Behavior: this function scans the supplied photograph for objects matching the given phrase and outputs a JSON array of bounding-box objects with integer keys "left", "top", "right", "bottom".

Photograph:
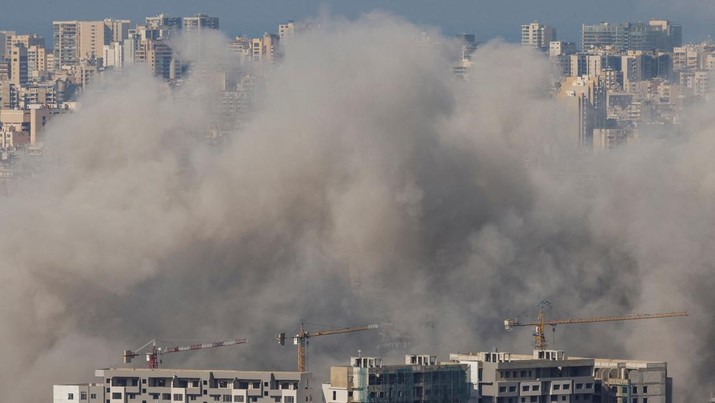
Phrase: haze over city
[{"left": 0, "top": 1, "right": 714, "bottom": 403}]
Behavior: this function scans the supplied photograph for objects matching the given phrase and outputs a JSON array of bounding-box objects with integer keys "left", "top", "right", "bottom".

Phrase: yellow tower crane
[
  {"left": 277, "top": 322, "right": 379, "bottom": 372},
  {"left": 504, "top": 301, "right": 688, "bottom": 350}
]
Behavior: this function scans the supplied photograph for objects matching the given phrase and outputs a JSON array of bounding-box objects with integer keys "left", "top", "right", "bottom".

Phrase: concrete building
[
  {"left": 27, "top": 44, "right": 48, "bottom": 79},
  {"left": 594, "top": 358, "right": 672, "bottom": 403},
  {"left": 9, "top": 43, "right": 28, "bottom": 87},
  {"left": 53, "top": 21, "right": 80, "bottom": 70},
  {"left": 521, "top": 22, "right": 556, "bottom": 51},
  {"left": 278, "top": 21, "right": 296, "bottom": 41},
  {"left": 0, "top": 107, "right": 50, "bottom": 147},
  {"left": 103, "top": 41, "right": 124, "bottom": 69},
  {"left": 53, "top": 384, "right": 104, "bottom": 403},
  {"left": 582, "top": 20, "right": 682, "bottom": 53},
  {"left": 452, "top": 350, "right": 596, "bottom": 403},
  {"left": 450, "top": 350, "right": 672, "bottom": 403},
  {"left": 54, "top": 368, "right": 314, "bottom": 403},
  {"left": 559, "top": 75, "right": 607, "bottom": 147},
  {"left": 146, "top": 14, "right": 182, "bottom": 30},
  {"left": 0, "top": 30, "right": 16, "bottom": 60},
  {"left": 183, "top": 14, "right": 219, "bottom": 35},
  {"left": 322, "top": 354, "right": 471, "bottom": 403}
]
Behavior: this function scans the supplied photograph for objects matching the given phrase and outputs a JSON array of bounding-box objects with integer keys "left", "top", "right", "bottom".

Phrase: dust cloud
[{"left": 1, "top": 12, "right": 711, "bottom": 401}]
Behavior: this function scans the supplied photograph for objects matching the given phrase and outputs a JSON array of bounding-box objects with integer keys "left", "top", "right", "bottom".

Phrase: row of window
[
  {"left": 108, "top": 378, "right": 297, "bottom": 390},
  {"left": 66, "top": 392, "right": 97, "bottom": 400},
  {"left": 104, "top": 394, "right": 297, "bottom": 403}
]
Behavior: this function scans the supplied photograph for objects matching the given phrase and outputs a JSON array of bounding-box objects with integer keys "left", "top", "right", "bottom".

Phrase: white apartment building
[{"left": 54, "top": 368, "right": 314, "bottom": 403}]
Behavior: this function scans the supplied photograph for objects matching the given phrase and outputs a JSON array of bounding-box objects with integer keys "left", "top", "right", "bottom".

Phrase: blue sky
[{"left": 0, "top": 0, "right": 713, "bottom": 45}]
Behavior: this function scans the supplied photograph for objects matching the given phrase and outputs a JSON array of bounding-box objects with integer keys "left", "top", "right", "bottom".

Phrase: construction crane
[
  {"left": 504, "top": 301, "right": 688, "bottom": 350},
  {"left": 277, "top": 322, "right": 379, "bottom": 372},
  {"left": 123, "top": 337, "right": 248, "bottom": 369}
]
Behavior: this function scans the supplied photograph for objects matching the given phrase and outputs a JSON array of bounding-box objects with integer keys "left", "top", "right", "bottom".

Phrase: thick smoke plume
[{"left": 1, "top": 13, "right": 712, "bottom": 401}]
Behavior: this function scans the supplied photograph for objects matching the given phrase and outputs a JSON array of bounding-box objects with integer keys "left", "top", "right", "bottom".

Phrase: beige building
[
  {"left": 558, "top": 75, "right": 607, "bottom": 147},
  {"left": 9, "top": 43, "right": 28, "bottom": 87},
  {"left": 521, "top": 21, "right": 556, "bottom": 51},
  {"left": 54, "top": 367, "right": 314, "bottom": 403},
  {"left": 0, "top": 107, "right": 50, "bottom": 147}
]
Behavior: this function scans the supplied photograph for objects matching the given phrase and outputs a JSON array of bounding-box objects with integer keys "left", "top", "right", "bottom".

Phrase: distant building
[
  {"left": 53, "top": 21, "right": 79, "bottom": 70},
  {"left": 146, "top": 14, "right": 182, "bottom": 31},
  {"left": 322, "top": 354, "right": 471, "bottom": 403},
  {"left": 53, "top": 384, "right": 104, "bottom": 403},
  {"left": 183, "top": 14, "right": 219, "bottom": 35},
  {"left": 582, "top": 20, "right": 682, "bottom": 53},
  {"left": 54, "top": 368, "right": 314, "bottom": 403},
  {"left": 278, "top": 21, "right": 296, "bottom": 41},
  {"left": 558, "top": 75, "right": 607, "bottom": 147},
  {"left": 450, "top": 350, "right": 672, "bottom": 403},
  {"left": 521, "top": 21, "right": 556, "bottom": 51},
  {"left": 9, "top": 44, "right": 28, "bottom": 87},
  {"left": 452, "top": 350, "right": 596, "bottom": 403}
]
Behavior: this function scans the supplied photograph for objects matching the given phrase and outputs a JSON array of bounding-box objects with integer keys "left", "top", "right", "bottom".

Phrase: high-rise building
[
  {"left": 78, "top": 20, "right": 109, "bottom": 61},
  {"left": 53, "top": 21, "right": 79, "bottom": 70},
  {"left": 279, "top": 21, "right": 296, "bottom": 41},
  {"left": 558, "top": 75, "right": 607, "bottom": 147},
  {"left": 146, "top": 13, "right": 182, "bottom": 30},
  {"left": 9, "top": 44, "right": 28, "bottom": 87},
  {"left": 322, "top": 355, "right": 471, "bottom": 403},
  {"left": 0, "top": 31, "right": 16, "bottom": 60},
  {"left": 183, "top": 14, "right": 219, "bottom": 35},
  {"left": 521, "top": 21, "right": 556, "bottom": 51},
  {"left": 582, "top": 20, "right": 682, "bottom": 53},
  {"left": 8, "top": 34, "right": 44, "bottom": 53},
  {"left": 27, "top": 45, "right": 48, "bottom": 78}
]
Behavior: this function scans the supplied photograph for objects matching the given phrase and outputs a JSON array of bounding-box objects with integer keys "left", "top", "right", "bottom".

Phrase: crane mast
[
  {"left": 123, "top": 337, "right": 248, "bottom": 369},
  {"left": 278, "top": 322, "right": 379, "bottom": 372},
  {"left": 504, "top": 302, "right": 688, "bottom": 350}
]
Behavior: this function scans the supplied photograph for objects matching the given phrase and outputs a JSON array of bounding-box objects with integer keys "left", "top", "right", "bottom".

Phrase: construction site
[{"left": 52, "top": 305, "right": 688, "bottom": 403}]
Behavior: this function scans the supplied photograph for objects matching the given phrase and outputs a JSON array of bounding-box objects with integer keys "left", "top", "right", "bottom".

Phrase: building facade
[
  {"left": 322, "top": 354, "right": 471, "bottom": 403},
  {"left": 54, "top": 368, "right": 314, "bottom": 403}
]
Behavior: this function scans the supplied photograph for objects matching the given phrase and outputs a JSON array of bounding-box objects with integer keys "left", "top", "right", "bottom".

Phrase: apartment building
[
  {"left": 322, "top": 354, "right": 471, "bottom": 403},
  {"left": 54, "top": 368, "right": 314, "bottom": 403}
]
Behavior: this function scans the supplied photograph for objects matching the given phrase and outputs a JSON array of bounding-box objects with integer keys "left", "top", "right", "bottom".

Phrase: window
[
  {"left": 234, "top": 397, "right": 244, "bottom": 402},
  {"left": 643, "top": 386, "right": 648, "bottom": 393},
  {"left": 113, "top": 393, "right": 123, "bottom": 400},
  {"left": 80, "top": 392, "right": 87, "bottom": 400},
  {"left": 551, "top": 396, "right": 558, "bottom": 402},
  {"left": 586, "top": 383, "right": 593, "bottom": 389},
  {"left": 163, "top": 394, "right": 171, "bottom": 400},
  {"left": 522, "top": 386, "right": 529, "bottom": 392},
  {"left": 223, "top": 396, "right": 232, "bottom": 402},
  {"left": 174, "top": 394, "right": 183, "bottom": 401},
  {"left": 509, "top": 386, "right": 517, "bottom": 392},
  {"left": 91, "top": 395, "right": 97, "bottom": 400},
  {"left": 332, "top": 391, "right": 337, "bottom": 400},
  {"left": 633, "top": 387, "right": 638, "bottom": 394},
  {"left": 530, "top": 397, "right": 537, "bottom": 402},
  {"left": 576, "top": 384, "right": 583, "bottom": 389},
  {"left": 554, "top": 384, "right": 561, "bottom": 390},
  {"left": 643, "top": 399, "right": 648, "bottom": 403},
  {"left": 563, "top": 384, "right": 570, "bottom": 390},
  {"left": 533, "top": 386, "right": 540, "bottom": 391},
  {"left": 499, "top": 386, "right": 506, "bottom": 393},
  {"left": 68, "top": 394, "right": 74, "bottom": 400}
]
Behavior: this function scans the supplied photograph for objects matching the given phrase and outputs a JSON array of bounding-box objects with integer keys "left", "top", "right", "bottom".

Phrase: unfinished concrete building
[
  {"left": 322, "top": 354, "right": 471, "bottom": 403},
  {"left": 53, "top": 368, "right": 314, "bottom": 403}
]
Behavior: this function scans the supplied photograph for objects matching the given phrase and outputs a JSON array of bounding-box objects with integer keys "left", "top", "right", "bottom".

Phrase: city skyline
[
  {"left": 1, "top": 4, "right": 715, "bottom": 403},
  {"left": 3, "top": 0, "right": 715, "bottom": 46}
]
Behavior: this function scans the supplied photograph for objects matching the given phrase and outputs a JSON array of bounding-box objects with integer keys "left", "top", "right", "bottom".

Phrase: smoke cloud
[{"left": 1, "top": 12, "right": 711, "bottom": 401}]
